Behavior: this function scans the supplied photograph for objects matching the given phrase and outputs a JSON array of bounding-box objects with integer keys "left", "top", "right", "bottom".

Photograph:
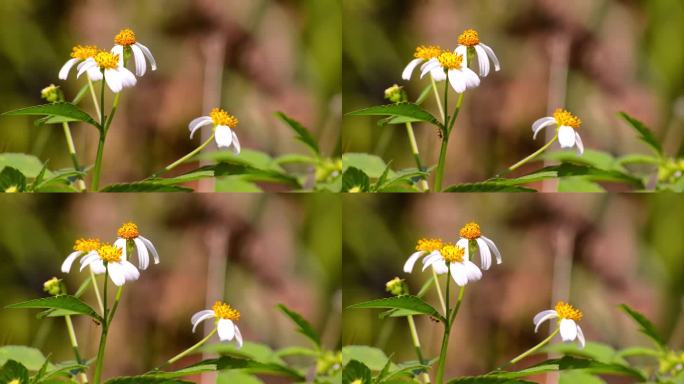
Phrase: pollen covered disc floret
[
  {"left": 555, "top": 301, "right": 583, "bottom": 321},
  {"left": 404, "top": 238, "right": 444, "bottom": 273},
  {"left": 421, "top": 241, "right": 482, "bottom": 286},
  {"left": 420, "top": 50, "right": 480, "bottom": 94},
  {"left": 402, "top": 44, "right": 446, "bottom": 81},
  {"left": 59, "top": 45, "right": 103, "bottom": 81},
  {"left": 212, "top": 301, "right": 241, "bottom": 321},
  {"left": 414, "top": 45, "right": 442, "bottom": 60},
  {"left": 77, "top": 49, "right": 137, "bottom": 93},
  {"left": 459, "top": 222, "right": 481, "bottom": 240},
  {"left": 97, "top": 243, "right": 123, "bottom": 263},
  {"left": 553, "top": 109, "right": 582, "bottom": 130},
  {"left": 458, "top": 29, "right": 481, "bottom": 47},
  {"left": 437, "top": 51, "right": 464, "bottom": 71},
  {"left": 117, "top": 222, "right": 139, "bottom": 240},
  {"left": 94, "top": 51, "right": 120, "bottom": 70},
  {"left": 78, "top": 242, "right": 140, "bottom": 286},
  {"left": 114, "top": 28, "right": 137, "bottom": 46},
  {"left": 440, "top": 244, "right": 465, "bottom": 263},
  {"left": 71, "top": 45, "right": 98, "bottom": 60},
  {"left": 74, "top": 238, "right": 101, "bottom": 253},
  {"left": 210, "top": 108, "right": 239, "bottom": 128}
]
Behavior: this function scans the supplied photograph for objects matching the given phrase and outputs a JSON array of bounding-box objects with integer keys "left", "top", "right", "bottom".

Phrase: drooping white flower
[
  {"left": 79, "top": 243, "right": 140, "bottom": 287},
  {"left": 402, "top": 45, "right": 446, "bottom": 82},
  {"left": 58, "top": 45, "right": 103, "bottom": 81},
  {"left": 77, "top": 51, "right": 137, "bottom": 93},
  {"left": 404, "top": 238, "right": 448, "bottom": 274},
  {"left": 421, "top": 243, "right": 482, "bottom": 286},
  {"left": 111, "top": 28, "right": 157, "bottom": 77},
  {"left": 420, "top": 51, "right": 480, "bottom": 94},
  {"left": 188, "top": 108, "right": 242, "bottom": 154},
  {"left": 61, "top": 238, "right": 105, "bottom": 274},
  {"left": 533, "top": 301, "right": 586, "bottom": 348},
  {"left": 456, "top": 222, "right": 502, "bottom": 270},
  {"left": 454, "top": 29, "right": 501, "bottom": 77},
  {"left": 532, "top": 109, "right": 584, "bottom": 155},
  {"left": 191, "top": 301, "right": 243, "bottom": 347},
  {"left": 113, "top": 222, "right": 160, "bottom": 271}
]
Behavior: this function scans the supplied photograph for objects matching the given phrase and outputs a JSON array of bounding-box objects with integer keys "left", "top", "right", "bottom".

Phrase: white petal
[
  {"left": 130, "top": 44, "right": 147, "bottom": 76},
  {"left": 230, "top": 131, "right": 241, "bottom": 155},
  {"left": 104, "top": 69, "right": 123, "bottom": 93},
  {"left": 560, "top": 319, "right": 578, "bottom": 341},
  {"left": 117, "top": 67, "right": 137, "bottom": 88},
  {"left": 533, "top": 310, "right": 558, "bottom": 331},
  {"left": 192, "top": 312, "right": 216, "bottom": 333},
  {"left": 87, "top": 68, "right": 103, "bottom": 81},
  {"left": 448, "top": 70, "right": 466, "bottom": 93},
  {"left": 133, "top": 237, "right": 150, "bottom": 270},
  {"left": 475, "top": 238, "right": 492, "bottom": 270},
  {"left": 474, "top": 45, "right": 490, "bottom": 77},
  {"left": 90, "top": 260, "right": 106, "bottom": 274},
  {"left": 136, "top": 43, "right": 157, "bottom": 71},
  {"left": 430, "top": 68, "right": 447, "bottom": 82},
  {"left": 119, "top": 260, "right": 140, "bottom": 281},
  {"left": 61, "top": 251, "right": 82, "bottom": 273},
  {"left": 576, "top": 325, "right": 586, "bottom": 348},
  {"left": 215, "top": 125, "right": 233, "bottom": 148},
  {"left": 217, "top": 319, "right": 235, "bottom": 341},
  {"left": 403, "top": 251, "right": 424, "bottom": 273},
  {"left": 59, "top": 58, "right": 80, "bottom": 80},
  {"left": 462, "top": 260, "right": 482, "bottom": 282},
  {"left": 402, "top": 58, "right": 424, "bottom": 81},
  {"left": 77, "top": 59, "right": 98, "bottom": 78},
  {"left": 233, "top": 325, "right": 243, "bottom": 347},
  {"left": 479, "top": 43, "right": 501, "bottom": 72},
  {"left": 449, "top": 263, "right": 469, "bottom": 286},
  {"left": 139, "top": 236, "right": 160, "bottom": 264},
  {"left": 455, "top": 45, "right": 468, "bottom": 67},
  {"left": 532, "top": 117, "right": 556, "bottom": 139},
  {"left": 111, "top": 45, "right": 125, "bottom": 67},
  {"left": 79, "top": 253, "right": 100, "bottom": 271},
  {"left": 107, "top": 263, "right": 126, "bottom": 286},
  {"left": 432, "top": 260, "right": 449, "bottom": 275},
  {"left": 558, "top": 126, "right": 577, "bottom": 148},
  {"left": 420, "top": 59, "right": 442, "bottom": 79},
  {"left": 480, "top": 236, "right": 502, "bottom": 265},
  {"left": 114, "top": 238, "right": 128, "bottom": 261},
  {"left": 461, "top": 67, "right": 481, "bottom": 89},
  {"left": 456, "top": 238, "right": 470, "bottom": 261},
  {"left": 421, "top": 252, "right": 444, "bottom": 272},
  {"left": 575, "top": 132, "right": 584, "bottom": 155}
]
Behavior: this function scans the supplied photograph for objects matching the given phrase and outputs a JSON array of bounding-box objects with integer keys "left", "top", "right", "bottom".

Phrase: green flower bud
[
  {"left": 384, "top": 84, "right": 408, "bottom": 104},
  {"left": 43, "top": 277, "right": 64, "bottom": 296},
  {"left": 385, "top": 277, "right": 409, "bottom": 296},
  {"left": 316, "top": 350, "right": 342, "bottom": 376},
  {"left": 40, "top": 84, "right": 64, "bottom": 103}
]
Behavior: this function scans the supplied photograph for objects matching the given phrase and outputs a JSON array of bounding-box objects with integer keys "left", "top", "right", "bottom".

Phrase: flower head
[
  {"left": 117, "top": 222, "right": 139, "bottom": 240},
  {"left": 420, "top": 50, "right": 480, "bottom": 94},
  {"left": 384, "top": 84, "right": 407, "bottom": 103},
  {"left": 97, "top": 244, "right": 122, "bottom": 263},
  {"left": 112, "top": 28, "right": 157, "bottom": 77},
  {"left": 93, "top": 51, "right": 120, "bottom": 70},
  {"left": 210, "top": 108, "right": 239, "bottom": 128},
  {"left": 41, "top": 84, "right": 64, "bottom": 103},
  {"left": 77, "top": 50, "right": 137, "bottom": 93},
  {"left": 404, "top": 238, "right": 444, "bottom": 273},
  {"left": 402, "top": 45, "right": 446, "bottom": 81},
  {"left": 188, "top": 108, "right": 242, "bottom": 154},
  {"left": 440, "top": 244, "right": 465, "bottom": 263},
  {"left": 385, "top": 277, "right": 408, "bottom": 296},
  {"left": 113, "top": 222, "right": 160, "bottom": 270},
  {"left": 533, "top": 301, "right": 586, "bottom": 348},
  {"left": 458, "top": 29, "right": 481, "bottom": 47},
  {"left": 212, "top": 301, "right": 241, "bottom": 321},
  {"left": 71, "top": 45, "right": 98, "bottom": 60},
  {"left": 191, "top": 301, "right": 244, "bottom": 347},
  {"left": 531, "top": 108, "right": 585, "bottom": 155},
  {"left": 79, "top": 243, "right": 140, "bottom": 286},
  {"left": 414, "top": 45, "right": 442, "bottom": 60},
  {"left": 422, "top": 242, "right": 481, "bottom": 286},
  {"left": 459, "top": 222, "right": 481, "bottom": 240},
  {"left": 455, "top": 28, "right": 501, "bottom": 77},
  {"left": 62, "top": 238, "right": 102, "bottom": 273},
  {"left": 114, "top": 28, "right": 137, "bottom": 46},
  {"left": 59, "top": 44, "right": 103, "bottom": 81},
  {"left": 456, "top": 222, "right": 502, "bottom": 270},
  {"left": 43, "top": 277, "right": 64, "bottom": 296}
]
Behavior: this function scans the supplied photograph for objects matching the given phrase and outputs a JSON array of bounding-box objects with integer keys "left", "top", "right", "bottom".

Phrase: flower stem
[
  {"left": 431, "top": 269, "right": 446, "bottom": 314},
  {"left": 89, "top": 269, "right": 104, "bottom": 314},
  {"left": 92, "top": 267, "right": 109, "bottom": 384},
  {"left": 508, "top": 135, "right": 558, "bottom": 172},
  {"left": 61, "top": 121, "right": 86, "bottom": 191},
  {"left": 147, "top": 133, "right": 216, "bottom": 179},
  {"left": 407, "top": 315, "right": 431, "bottom": 383},
  {"left": 404, "top": 122, "right": 429, "bottom": 191},
  {"left": 107, "top": 286, "right": 124, "bottom": 324},
  {"left": 64, "top": 315, "right": 89, "bottom": 383},
  {"left": 165, "top": 328, "right": 218, "bottom": 366},
  {"left": 449, "top": 287, "right": 466, "bottom": 325},
  {"left": 430, "top": 77, "right": 445, "bottom": 122},
  {"left": 87, "top": 78, "right": 102, "bottom": 123},
  {"left": 508, "top": 328, "right": 560, "bottom": 365},
  {"left": 434, "top": 138, "right": 449, "bottom": 192},
  {"left": 434, "top": 91, "right": 465, "bottom": 192},
  {"left": 435, "top": 270, "right": 451, "bottom": 384},
  {"left": 91, "top": 78, "right": 107, "bottom": 191}
]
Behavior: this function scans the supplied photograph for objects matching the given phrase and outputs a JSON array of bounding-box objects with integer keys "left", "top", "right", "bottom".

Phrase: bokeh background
[
  {"left": 343, "top": 194, "right": 684, "bottom": 381},
  {"left": 0, "top": 0, "right": 341, "bottom": 188},
  {"left": 343, "top": 0, "right": 684, "bottom": 187},
  {"left": 0, "top": 193, "right": 341, "bottom": 382}
]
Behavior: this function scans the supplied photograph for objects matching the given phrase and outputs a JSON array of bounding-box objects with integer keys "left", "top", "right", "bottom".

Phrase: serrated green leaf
[
  {"left": 507, "top": 163, "right": 644, "bottom": 189},
  {"left": 216, "top": 371, "right": 263, "bottom": 384},
  {"left": 487, "top": 356, "right": 645, "bottom": 380},
  {"left": 276, "top": 304, "right": 321, "bottom": 348},
  {"left": 5, "top": 296, "right": 102, "bottom": 323},
  {"left": 444, "top": 182, "right": 536, "bottom": 192},
  {"left": 214, "top": 356, "right": 304, "bottom": 380},
  {"left": 275, "top": 112, "right": 320, "bottom": 155},
  {"left": 347, "top": 103, "right": 439, "bottom": 126},
  {"left": 347, "top": 296, "right": 443, "bottom": 322},
  {"left": 105, "top": 377, "right": 193, "bottom": 384},
  {"left": 2, "top": 103, "right": 98, "bottom": 128},
  {"left": 557, "top": 177, "right": 605, "bottom": 192},
  {"left": 342, "top": 153, "right": 394, "bottom": 179},
  {"left": 100, "top": 183, "right": 193, "bottom": 192},
  {"left": 447, "top": 377, "right": 535, "bottom": 384},
  {"left": 215, "top": 176, "right": 262, "bottom": 192},
  {"left": 343, "top": 360, "right": 371, "bottom": 384},
  {"left": 619, "top": 304, "right": 666, "bottom": 347},
  {"left": 619, "top": 112, "right": 663, "bottom": 155}
]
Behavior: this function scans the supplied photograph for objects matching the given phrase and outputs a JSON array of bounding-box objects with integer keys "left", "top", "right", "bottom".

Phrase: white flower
[
  {"left": 111, "top": 28, "right": 157, "bottom": 77},
  {"left": 420, "top": 51, "right": 480, "bottom": 94},
  {"left": 78, "top": 51, "right": 137, "bottom": 93},
  {"left": 456, "top": 222, "right": 502, "bottom": 270},
  {"left": 421, "top": 243, "right": 482, "bottom": 286},
  {"left": 112, "top": 222, "right": 160, "bottom": 270},
  {"left": 188, "top": 108, "right": 242, "bottom": 154},
  {"left": 454, "top": 29, "right": 501, "bottom": 77},
  {"left": 532, "top": 108, "right": 584, "bottom": 155},
  {"left": 79, "top": 243, "right": 140, "bottom": 287},
  {"left": 58, "top": 45, "right": 103, "bottom": 81},
  {"left": 191, "top": 301, "right": 243, "bottom": 347},
  {"left": 402, "top": 45, "right": 446, "bottom": 82},
  {"left": 61, "top": 238, "right": 105, "bottom": 274},
  {"left": 533, "top": 301, "right": 586, "bottom": 348},
  {"left": 404, "top": 238, "right": 448, "bottom": 274}
]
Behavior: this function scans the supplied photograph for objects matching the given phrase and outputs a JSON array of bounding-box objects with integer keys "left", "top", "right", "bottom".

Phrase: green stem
[
  {"left": 64, "top": 315, "right": 88, "bottom": 383},
  {"left": 89, "top": 269, "right": 104, "bottom": 314},
  {"left": 87, "top": 78, "right": 102, "bottom": 123},
  {"left": 61, "top": 122, "right": 86, "bottom": 191},
  {"left": 91, "top": 78, "right": 106, "bottom": 191},
  {"left": 449, "top": 287, "right": 466, "bottom": 325},
  {"left": 107, "top": 286, "right": 124, "bottom": 325},
  {"left": 435, "top": 266, "right": 451, "bottom": 384},
  {"left": 434, "top": 138, "right": 449, "bottom": 192},
  {"left": 165, "top": 328, "right": 218, "bottom": 366},
  {"left": 431, "top": 269, "right": 446, "bottom": 315},
  {"left": 147, "top": 133, "right": 216, "bottom": 179},
  {"left": 508, "top": 135, "right": 558, "bottom": 172},
  {"left": 407, "top": 315, "right": 431, "bottom": 384},
  {"left": 434, "top": 89, "right": 465, "bottom": 192},
  {"left": 508, "top": 328, "right": 560, "bottom": 365},
  {"left": 93, "top": 267, "right": 109, "bottom": 384},
  {"left": 405, "top": 122, "right": 429, "bottom": 191},
  {"left": 430, "top": 77, "right": 445, "bottom": 122}
]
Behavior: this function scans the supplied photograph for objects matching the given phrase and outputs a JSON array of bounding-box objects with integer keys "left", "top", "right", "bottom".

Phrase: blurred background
[
  {"left": 0, "top": 0, "right": 341, "bottom": 188},
  {"left": 343, "top": 194, "right": 684, "bottom": 381},
  {"left": 343, "top": 0, "right": 684, "bottom": 187},
  {"left": 0, "top": 193, "right": 341, "bottom": 382}
]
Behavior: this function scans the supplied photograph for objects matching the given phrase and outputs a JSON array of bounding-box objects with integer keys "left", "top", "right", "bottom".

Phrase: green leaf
[
  {"left": 507, "top": 163, "right": 644, "bottom": 189},
  {"left": 0, "top": 360, "right": 28, "bottom": 384},
  {"left": 0, "top": 167, "right": 27, "bottom": 192},
  {"left": 5, "top": 296, "right": 103, "bottom": 323},
  {"left": 2, "top": 103, "right": 98, "bottom": 128},
  {"left": 347, "top": 103, "right": 439, "bottom": 126},
  {"left": 215, "top": 176, "right": 262, "bottom": 192},
  {"left": 276, "top": 304, "right": 321, "bottom": 348},
  {"left": 617, "top": 154, "right": 660, "bottom": 166},
  {"left": 619, "top": 304, "right": 666, "bottom": 347},
  {"left": 0, "top": 347, "right": 53, "bottom": 372},
  {"left": 105, "top": 377, "right": 192, "bottom": 384},
  {"left": 342, "top": 346, "right": 395, "bottom": 371},
  {"left": 557, "top": 177, "right": 605, "bottom": 192},
  {"left": 214, "top": 356, "right": 304, "bottom": 380},
  {"left": 0, "top": 153, "right": 54, "bottom": 179},
  {"left": 275, "top": 112, "right": 320, "bottom": 155},
  {"left": 213, "top": 163, "right": 300, "bottom": 187},
  {"left": 619, "top": 112, "right": 663, "bottom": 155},
  {"left": 342, "top": 153, "right": 394, "bottom": 179},
  {"left": 342, "top": 360, "right": 371, "bottom": 384},
  {"left": 342, "top": 167, "right": 370, "bottom": 192},
  {"left": 202, "top": 341, "right": 286, "bottom": 365},
  {"left": 447, "top": 378, "right": 535, "bottom": 384},
  {"left": 346, "top": 296, "right": 444, "bottom": 322},
  {"left": 487, "top": 356, "right": 645, "bottom": 380},
  {"left": 100, "top": 183, "right": 193, "bottom": 192},
  {"left": 559, "top": 371, "right": 606, "bottom": 384},
  {"left": 216, "top": 371, "right": 263, "bottom": 384},
  {"left": 274, "top": 346, "right": 318, "bottom": 358},
  {"left": 444, "top": 182, "right": 536, "bottom": 192}
]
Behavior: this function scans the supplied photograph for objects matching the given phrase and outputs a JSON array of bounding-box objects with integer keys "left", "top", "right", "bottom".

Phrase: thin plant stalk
[
  {"left": 61, "top": 121, "right": 86, "bottom": 191},
  {"left": 164, "top": 328, "right": 218, "bottom": 366},
  {"left": 87, "top": 78, "right": 102, "bottom": 123},
  {"left": 404, "top": 122, "right": 429, "bottom": 191},
  {"left": 91, "top": 77, "right": 107, "bottom": 191},
  {"left": 430, "top": 77, "right": 445, "bottom": 122},
  {"left": 508, "top": 328, "right": 560, "bottom": 365},
  {"left": 431, "top": 269, "right": 446, "bottom": 314},
  {"left": 147, "top": 133, "right": 216, "bottom": 179},
  {"left": 407, "top": 315, "right": 431, "bottom": 383},
  {"left": 92, "top": 267, "right": 109, "bottom": 384},
  {"left": 508, "top": 134, "right": 559, "bottom": 172},
  {"left": 435, "top": 267, "right": 451, "bottom": 384},
  {"left": 64, "top": 315, "right": 88, "bottom": 383},
  {"left": 434, "top": 89, "right": 465, "bottom": 192},
  {"left": 89, "top": 269, "right": 104, "bottom": 314}
]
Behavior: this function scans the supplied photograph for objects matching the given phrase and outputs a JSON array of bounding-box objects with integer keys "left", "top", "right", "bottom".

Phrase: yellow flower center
[
  {"left": 437, "top": 51, "right": 464, "bottom": 70},
  {"left": 117, "top": 222, "right": 139, "bottom": 240},
  {"left": 416, "top": 238, "right": 444, "bottom": 252},
  {"left": 71, "top": 45, "right": 98, "bottom": 60},
  {"left": 94, "top": 51, "right": 120, "bottom": 70},
  {"left": 209, "top": 108, "right": 239, "bottom": 127},
  {"left": 351, "top": 380, "right": 363, "bottom": 384},
  {"left": 440, "top": 243, "right": 465, "bottom": 263},
  {"left": 459, "top": 222, "right": 481, "bottom": 240},
  {"left": 9, "top": 379, "right": 20, "bottom": 384},
  {"left": 414, "top": 45, "right": 442, "bottom": 60},
  {"left": 458, "top": 29, "right": 481, "bottom": 47},
  {"left": 212, "top": 301, "right": 240, "bottom": 321},
  {"left": 98, "top": 244, "right": 122, "bottom": 263},
  {"left": 555, "top": 301, "right": 583, "bottom": 321},
  {"left": 4, "top": 186, "right": 18, "bottom": 193},
  {"left": 114, "top": 28, "right": 137, "bottom": 46},
  {"left": 553, "top": 108, "right": 582, "bottom": 129},
  {"left": 73, "top": 238, "right": 101, "bottom": 253}
]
